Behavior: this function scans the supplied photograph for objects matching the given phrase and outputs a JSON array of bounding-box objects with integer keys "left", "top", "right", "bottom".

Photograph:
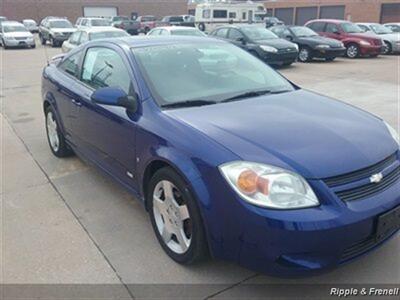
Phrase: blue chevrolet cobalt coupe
[{"left": 42, "top": 36, "right": 400, "bottom": 277}]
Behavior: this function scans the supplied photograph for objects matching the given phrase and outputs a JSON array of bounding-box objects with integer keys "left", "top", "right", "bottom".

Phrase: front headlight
[
  {"left": 384, "top": 121, "right": 399, "bottom": 145},
  {"left": 293, "top": 43, "right": 299, "bottom": 51},
  {"left": 4, "top": 36, "right": 14, "bottom": 40},
  {"left": 219, "top": 161, "right": 320, "bottom": 209},
  {"left": 316, "top": 44, "right": 330, "bottom": 49},
  {"left": 359, "top": 40, "right": 371, "bottom": 46},
  {"left": 339, "top": 42, "right": 345, "bottom": 47},
  {"left": 260, "top": 45, "right": 278, "bottom": 53}
]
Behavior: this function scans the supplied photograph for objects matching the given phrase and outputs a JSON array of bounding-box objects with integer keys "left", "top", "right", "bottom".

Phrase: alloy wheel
[
  {"left": 347, "top": 45, "right": 358, "bottom": 58},
  {"left": 382, "top": 42, "right": 391, "bottom": 55},
  {"left": 152, "top": 180, "right": 192, "bottom": 254},
  {"left": 46, "top": 111, "right": 60, "bottom": 152},
  {"left": 298, "top": 48, "right": 309, "bottom": 62}
]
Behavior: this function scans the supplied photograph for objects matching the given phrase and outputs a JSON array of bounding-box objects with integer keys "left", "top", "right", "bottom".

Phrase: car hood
[
  {"left": 256, "top": 38, "right": 297, "bottom": 49},
  {"left": 51, "top": 28, "right": 76, "bottom": 34},
  {"left": 298, "top": 35, "right": 343, "bottom": 47},
  {"left": 378, "top": 32, "right": 400, "bottom": 41},
  {"left": 4, "top": 31, "right": 33, "bottom": 38},
  {"left": 165, "top": 90, "right": 398, "bottom": 179}
]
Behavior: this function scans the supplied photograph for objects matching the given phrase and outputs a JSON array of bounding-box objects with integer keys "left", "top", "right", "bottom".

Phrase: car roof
[
  {"left": 79, "top": 26, "right": 125, "bottom": 33},
  {"left": 100, "top": 36, "right": 225, "bottom": 48},
  {"left": 1, "top": 21, "right": 23, "bottom": 26},
  {"left": 82, "top": 17, "right": 108, "bottom": 20}
]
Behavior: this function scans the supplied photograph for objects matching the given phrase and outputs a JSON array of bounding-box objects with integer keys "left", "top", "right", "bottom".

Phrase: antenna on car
[{"left": 34, "top": 0, "right": 50, "bottom": 65}]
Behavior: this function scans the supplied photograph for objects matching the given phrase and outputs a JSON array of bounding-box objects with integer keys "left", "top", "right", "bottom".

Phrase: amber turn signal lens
[{"left": 237, "top": 170, "right": 258, "bottom": 194}]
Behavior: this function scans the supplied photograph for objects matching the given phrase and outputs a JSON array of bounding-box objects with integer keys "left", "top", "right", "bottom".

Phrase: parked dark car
[
  {"left": 161, "top": 15, "right": 195, "bottom": 27},
  {"left": 270, "top": 25, "right": 346, "bottom": 62},
  {"left": 305, "top": 19, "right": 383, "bottom": 58},
  {"left": 210, "top": 25, "right": 298, "bottom": 66},
  {"left": 42, "top": 36, "right": 400, "bottom": 277},
  {"left": 39, "top": 17, "right": 76, "bottom": 47},
  {"left": 111, "top": 16, "right": 140, "bottom": 35},
  {"left": 265, "top": 16, "right": 283, "bottom": 28}
]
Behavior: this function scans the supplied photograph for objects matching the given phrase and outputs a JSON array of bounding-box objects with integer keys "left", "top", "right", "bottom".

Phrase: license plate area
[{"left": 376, "top": 205, "right": 400, "bottom": 242}]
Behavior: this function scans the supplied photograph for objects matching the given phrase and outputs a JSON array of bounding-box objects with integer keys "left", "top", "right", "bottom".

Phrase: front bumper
[
  {"left": 198, "top": 163, "right": 400, "bottom": 277},
  {"left": 3, "top": 38, "right": 35, "bottom": 47},
  {"left": 359, "top": 44, "right": 382, "bottom": 56},
  {"left": 312, "top": 47, "right": 346, "bottom": 58},
  {"left": 390, "top": 41, "right": 400, "bottom": 53},
  {"left": 53, "top": 35, "right": 70, "bottom": 42},
  {"left": 262, "top": 51, "right": 298, "bottom": 65}
]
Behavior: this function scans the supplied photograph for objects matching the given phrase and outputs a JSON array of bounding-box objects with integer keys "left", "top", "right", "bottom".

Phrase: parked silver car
[
  {"left": 61, "top": 26, "right": 128, "bottom": 53},
  {"left": 75, "top": 17, "right": 111, "bottom": 29},
  {"left": 147, "top": 26, "right": 206, "bottom": 37},
  {"left": 357, "top": 22, "right": 400, "bottom": 54},
  {"left": 0, "top": 21, "right": 35, "bottom": 49},
  {"left": 23, "top": 19, "right": 39, "bottom": 33},
  {"left": 384, "top": 23, "right": 400, "bottom": 33}
]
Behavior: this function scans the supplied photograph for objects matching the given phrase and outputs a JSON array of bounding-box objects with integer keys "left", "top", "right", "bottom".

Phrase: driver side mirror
[
  {"left": 286, "top": 35, "right": 293, "bottom": 41},
  {"left": 236, "top": 37, "right": 246, "bottom": 44},
  {"left": 91, "top": 87, "right": 138, "bottom": 112}
]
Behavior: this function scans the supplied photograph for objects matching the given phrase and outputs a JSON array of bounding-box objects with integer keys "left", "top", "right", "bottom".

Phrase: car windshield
[
  {"left": 91, "top": 19, "right": 111, "bottom": 26},
  {"left": 291, "top": 26, "right": 317, "bottom": 37},
  {"left": 132, "top": 43, "right": 294, "bottom": 106},
  {"left": 24, "top": 20, "right": 36, "bottom": 25},
  {"left": 90, "top": 30, "right": 128, "bottom": 40},
  {"left": 341, "top": 22, "right": 363, "bottom": 33},
  {"left": 241, "top": 27, "right": 278, "bottom": 40},
  {"left": 3, "top": 25, "right": 29, "bottom": 33},
  {"left": 171, "top": 29, "right": 205, "bottom": 37},
  {"left": 49, "top": 20, "right": 73, "bottom": 28},
  {"left": 370, "top": 24, "right": 392, "bottom": 34}
]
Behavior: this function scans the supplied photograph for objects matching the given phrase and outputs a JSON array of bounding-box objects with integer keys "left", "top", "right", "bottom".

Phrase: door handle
[{"left": 71, "top": 99, "right": 82, "bottom": 107}]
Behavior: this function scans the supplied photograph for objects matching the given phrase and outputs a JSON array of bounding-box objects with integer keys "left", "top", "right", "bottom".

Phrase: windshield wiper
[
  {"left": 220, "top": 89, "right": 289, "bottom": 103},
  {"left": 161, "top": 99, "right": 217, "bottom": 109}
]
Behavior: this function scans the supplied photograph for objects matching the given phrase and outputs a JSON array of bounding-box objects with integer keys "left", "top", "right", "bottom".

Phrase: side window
[
  {"left": 81, "top": 19, "right": 88, "bottom": 26},
  {"left": 79, "top": 32, "right": 88, "bottom": 44},
  {"left": 69, "top": 32, "right": 81, "bottom": 45},
  {"left": 309, "top": 22, "right": 325, "bottom": 32},
  {"left": 215, "top": 28, "right": 228, "bottom": 38},
  {"left": 326, "top": 23, "right": 339, "bottom": 33},
  {"left": 58, "top": 52, "right": 82, "bottom": 78},
  {"left": 228, "top": 12, "right": 236, "bottom": 19},
  {"left": 357, "top": 24, "right": 369, "bottom": 32},
  {"left": 228, "top": 29, "right": 244, "bottom": 40},
  {"left": 149, "top": 29, "right": 160, "bottom": 35},
  {"left": 81, "top": 47, "right": 133, "bottom": 95},
  {"left": 202, "top": 9, "right": 210, "bottom": 19},
  {"left": 159, "top": 29, "right": 169, "bottom": 35}
]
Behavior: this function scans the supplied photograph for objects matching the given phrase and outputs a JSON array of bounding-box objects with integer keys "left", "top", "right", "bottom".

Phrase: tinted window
[
  {"left": 59, "top": 52, "right": 81, "bottom": 78},
  {"left": 81, "top": 47, "right": 132, "bottom": 94},
  {"left": 213, "top": 10, "right": 227, "bottom": 19},
  {"left": 326, "top": 23, "right": 339, "bottom": 33},
  {"left": 228, "top": 29, "right": 245, "bottom": 40},
  {"left": 308, "top": 21, "right": 325, "bottom": 32}
]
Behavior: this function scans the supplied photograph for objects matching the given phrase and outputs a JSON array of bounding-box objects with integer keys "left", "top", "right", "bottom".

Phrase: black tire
[
  {"left": 31, "top": 43, "right": 36, "bottom": 49},
  {"left": 45, "top": 105, "right": 73, "bottom": 158},
  {"left": 345, "top": 43, "right": 359, "bottom": 58},
  {"left": 40, "top": 34, "right": 46, "bottom": 45},
  {"left": 298, "top": 46, "right": 311, "bottom": 62},
  {"left": 383, "top": 41, "right": 392, "bottom": 55},
  {"left": 325, "top": 57, "right": 335, "bottom": 62},
  {"left": 50, "top": 36, "right": 58, "bottom": 47},
  {"left": 198, "top": 23, "right": 205, "bottom": 32},
  {"left": 147, "top": 167, "right": 208, "bottom": 264}
]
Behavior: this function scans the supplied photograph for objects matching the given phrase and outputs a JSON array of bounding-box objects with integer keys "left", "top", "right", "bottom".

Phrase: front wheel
[
  {"left": 325, "top": 57, "right": 335, "bottom": 62},
  {"left": 45, "top": 106, "right": 73, "bottom": 157},
  {"left": 346, "top": 43, "right": 359, "bottom": 58},
  {"left": 148, "top": 167, "right": 208, "bottom": 264},
  {"left": 382, "top": 41, "right": 392, "bottom": 55},
  {"left": 198, "top": 23, "right": 205, "bottom": 32},
  {"left": 298, "top": 47, "right": 311, "bottom": 62}
]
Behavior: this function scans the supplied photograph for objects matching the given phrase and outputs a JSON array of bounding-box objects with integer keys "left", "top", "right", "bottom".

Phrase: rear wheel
[
  {"left": 45, "top": 106, "right": 73, "bottom": 157},
  {"left": 298, "top": 47, "right": 311, "bottom": 62},
  {"left": 346, "top": 43, "right": 359, "bottom": 58},
  {"left": 148, "top": 167, "right": 208, "bottom": 264}
]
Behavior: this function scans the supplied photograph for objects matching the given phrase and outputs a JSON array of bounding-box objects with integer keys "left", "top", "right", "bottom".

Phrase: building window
[{"left": 229, "top": 12, "right": 236, "bottom": 19}]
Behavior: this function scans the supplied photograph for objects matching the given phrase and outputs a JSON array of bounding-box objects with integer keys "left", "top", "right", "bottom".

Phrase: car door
[
  {"left": 52, "top": 51, "right": 83, "bottom": 143},
  {"left": 227, "top": 28, "right": 247, "bottom": 49},
  {"left": 72, "top": 45, "right": 138, "bottom": 186}
]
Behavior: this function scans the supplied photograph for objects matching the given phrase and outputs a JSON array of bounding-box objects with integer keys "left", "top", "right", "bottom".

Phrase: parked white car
[
  {"left": 357, "top": 22, "right": 400, "bottom": 54},
  {"left": 0, "top": 21, "right": 35, "bottom": 49},
  {"left": 23, "top": 19, "right": 39, "bottom": 33},
  {"left": 384, "top": 23, "right": 400, "bottom": 33},
  {"left": 62, "top": 26, "right": 128, "bottom": 53},
  {"left": 147, "top": 26, "right": 206, "bottom": 37},
  {"left": 75, "top": 17, "right": 111, "bottom": 29}
]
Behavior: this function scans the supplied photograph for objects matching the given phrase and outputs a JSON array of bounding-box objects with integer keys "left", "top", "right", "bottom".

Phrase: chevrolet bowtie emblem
[{"left": 370, "top": 173, "right": 383, "bottom": 184}]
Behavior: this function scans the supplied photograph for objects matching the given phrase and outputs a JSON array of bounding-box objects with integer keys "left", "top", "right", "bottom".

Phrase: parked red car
[
  {"left": 305, "top": 19, "right": 383, "bottom": 58},
  {"left": 136, "top": 15, "right": 157, "bottom": 34}
]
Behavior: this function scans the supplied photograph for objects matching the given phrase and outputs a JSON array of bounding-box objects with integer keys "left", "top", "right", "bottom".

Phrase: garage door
[
  {"left": 319, "top": 5, "right": 345, "bottom": 20},
  {"left": 295, "top": 6, "right": 318, "bottom": 25},
  {"left": 275, "top": 8, "right": 294, "bottom": 25},
  {"left": 381, "top": 3, "right": 400, "bottom": 23},
  {"left": 83, "top": 6, "right": 118, "bottom": 17}
]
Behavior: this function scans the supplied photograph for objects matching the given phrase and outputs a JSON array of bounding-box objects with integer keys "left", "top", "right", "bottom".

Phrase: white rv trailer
[{"left": 194, "top": 1, "right": 267, "bottom": 32}]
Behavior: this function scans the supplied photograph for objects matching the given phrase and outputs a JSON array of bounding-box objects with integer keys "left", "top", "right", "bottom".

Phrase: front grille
[
  {"left": 323, "top": 153, "right": 397, "bottom": 187},
  {"left": 278, "top": 48, "right": 297, "bottom": 53},
  {"left": 336, "top": 166, "right": 400, "bottom": 202},
  {"left": 340, "top": 236, "right": 376, "bottom": 262},
  {"left": 15, "top": 37, "right": 27, "bottom": 41}
]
